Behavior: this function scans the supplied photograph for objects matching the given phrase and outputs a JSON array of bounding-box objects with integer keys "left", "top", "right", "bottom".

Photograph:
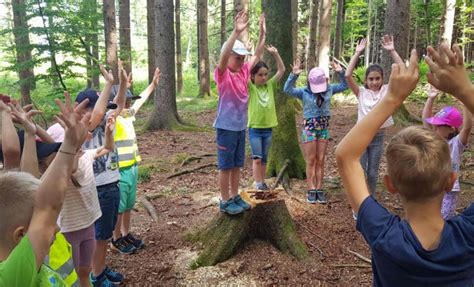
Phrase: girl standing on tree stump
[
  {"left": 283, "top": 60, "right": 347, "bottom": 204},
  {"left": 247, "top": 45, "right": 285, "bottom": 191},
  {"left": 345, "top": 35, "right": 403, "bottom": 198},
  {"left": 213, "top": 11, "right": 266, "bottom": 215}
]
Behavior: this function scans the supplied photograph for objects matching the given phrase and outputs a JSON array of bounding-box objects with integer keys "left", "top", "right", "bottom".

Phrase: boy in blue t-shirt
[{"left": 336, "top": 45, "right": 474, "bottom": 287}]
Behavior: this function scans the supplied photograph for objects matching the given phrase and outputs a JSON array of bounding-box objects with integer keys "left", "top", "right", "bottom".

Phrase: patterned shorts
[{"left": 301, "top": 116, "right": 330, "bottom": 143}]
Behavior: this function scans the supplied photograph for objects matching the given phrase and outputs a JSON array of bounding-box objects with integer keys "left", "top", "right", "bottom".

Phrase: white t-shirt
[
  {"left": 357, "top": 84, "right": 394, "bottom": 129},
  {"left": 58, "top": 149, "right": 102, "bottom": 233}
]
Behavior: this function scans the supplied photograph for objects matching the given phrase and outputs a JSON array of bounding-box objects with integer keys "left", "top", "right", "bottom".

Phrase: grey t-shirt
[{"left": 83, "top": 112, "right": 120, "bottom": 186}]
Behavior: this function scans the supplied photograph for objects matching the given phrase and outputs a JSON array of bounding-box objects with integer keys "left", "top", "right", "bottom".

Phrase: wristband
[{"left": 59, "top": 149, "right": 76, "bottom": 156}]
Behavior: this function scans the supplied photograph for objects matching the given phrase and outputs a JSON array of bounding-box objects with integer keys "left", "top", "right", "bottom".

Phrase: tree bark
[
  {"left": 263, "top": 0, "right": 306, "bottom": 180},
  {"left": 291, "top": 0, "right": 298, "bottom": 60},
  {"left": 365, "top": 0, "right": 372, "bottom": 67},
  {"left": 147, "top": 0, "right": 156, "bottom": 84},
  {"left": 220, "top": 0, "right": 226, "bottom": 47},
  {"left": 233, "top": 0, "right": 249, "bottom": 43},
  {"left": 11, "top": 0, "right": 35, "bottom": 104},
  {"left": 175, "top": 0, "right": 183, "bottom": 94},
  {"left": 119, "top": 0, "right": 132, "bottom": 84},
  {"left": 306, "top": 0, "right": 319, "bottom": 70},
  {"left": 441, "top": 0, "right": 456, "bottom": 46},
  {"left": 147, "top": 0, "right": 180, "bottom": 130},
  {"left": 197, "top": 0, "right": 211, "bottom": 97},
  {"left": 334, "top": 0, "right": 344, "bottom": 61},
  {"left": 103, "top": 0, "right": 119, "bottom": 84},
  {"left": 317, "top": 0, "right": 332, "bottom": 76}
]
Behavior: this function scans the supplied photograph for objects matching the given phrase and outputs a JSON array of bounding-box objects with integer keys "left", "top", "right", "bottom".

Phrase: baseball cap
[
  {"left": 308, "top": 67, "right": 328, "bottom": 93},
  {"left": 0, "top": 130, "right": 61, "bottom": 162},
  {"left": 110, "top": 85, "right": 141, "bottom": 102},
  {"left": 47, "top": 122, "right": 65, "bottom": 142},
  {"left": 75, "top": 89, "right": 117, "bottom": 110},
  {"left": 221, "top": 39, "right": 251, "bottom": 56},
  {"left": 425, "top": 106, "right": 463, "bottom": 129}
]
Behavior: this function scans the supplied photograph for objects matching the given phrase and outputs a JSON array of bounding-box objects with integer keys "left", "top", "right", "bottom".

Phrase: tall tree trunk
[
  {"left": 262, "top": 0, "right": 306, "bottom": 180},
  {"left": 424, "top": 0, "right": 432, "bottom": 45},
  {"left": 197, "top": 0, "right": 211, "bottom": 97},
  {"left": 441, "top": 0, "right": 456, "bottom": 46},
  {"left": 11, "top": 0, "right": 34, "bottom": 104},
  {"left": 147, "top": 0, "right": 180, "bottom": 130},
  {"left": 298, "top": 0, "right": 311, "bottom": 65},
  {"left": 119, "top": 0, "right": 132, "bottom": 84},
  {"left": 306, "top": 0, "right": 319, "bottom": 70},
  {"left": 103, "top": 0, "right": 119, "bottom": 84},
  {"left": 333, "top": 0, "right": 344, "bottom": 61},
  {"left": 234, "top": 0, "right": 249, "bottom": 43},
  {"left": 365, "top": 0, "right": 372, "bottom": 67},
  {"left": 175, "top": 0, "right": 183, "bottom": 94},
  {"left": 147, "top": 0, "right": 156, "bottom": 84},
  {"left": 317, "top": 0, "right": 332, "bottom": 76},
  {"left": 221, "top": 0, "right": 226, "bottom": 47},
  {"left": 291, "top": 0, "right": 298, "bottom": 60}
]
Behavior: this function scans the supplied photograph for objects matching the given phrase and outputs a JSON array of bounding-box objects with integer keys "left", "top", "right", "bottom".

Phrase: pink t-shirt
[
  {"left": 357, "top": 84, "right": 394, "bottom": 129},
  {"left": 213, "top": 62, "right": 251, "bottom": 131}
]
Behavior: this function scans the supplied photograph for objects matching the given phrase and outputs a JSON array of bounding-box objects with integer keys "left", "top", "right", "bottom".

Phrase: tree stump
[{"left": 187, "top": 190, "right": 308, "bottom": 268}]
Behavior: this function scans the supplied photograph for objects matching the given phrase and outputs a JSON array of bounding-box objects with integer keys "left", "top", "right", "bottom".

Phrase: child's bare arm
[
  {"left": 266, "top": 45, "right": 285, "bottom": 82},
  {"left": 0, "top": 100, "right": 21, "bottom": 170},
  {"left": 27, "top": 94, "right": 90, "bottom": 269},
  {"left": 345, "top": 38, "right": 366, "bottom": 97},
  {"left": 336, "top": 50, "right": 419, "bottom": 213},
  {"left": 218, "top": 11, "right": 249, "bottom": 73},
  {"left": 95, "top": 114, "right": 115, "bottom": 158},
  {"left": 90, "top": 67, "right": 114, "bottom": 131},
  {"left": 111, "top": 65, "right": 128, "bottom": 118},
  {"left": 132, "top": 68, "right": 161, "bottom": 113},
  {"left": 381, "top": 34, "right": 404, "bottom": 66},
  {"left": 249, "top": 14, "right": 266, "bottom": 70},
  {"left": 422, "top": 85, "right": 439, "bottom": 128},
  {"left": 425, "top": 43, "right": 474, "bottom": 114},
  {"left": 459, "top": 105, "right": 472, "bottom": 146}
]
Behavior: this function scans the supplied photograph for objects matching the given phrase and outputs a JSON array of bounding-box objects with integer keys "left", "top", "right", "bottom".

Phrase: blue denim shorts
[
  {"left": 216, "top": 128, "right": 246, "bottom": 170},
  {"left": 94, "top": 181, "right": 120, "bottom": 240},
  {"left": 249, "top": 128, "right": 273, "bottom": 163}
]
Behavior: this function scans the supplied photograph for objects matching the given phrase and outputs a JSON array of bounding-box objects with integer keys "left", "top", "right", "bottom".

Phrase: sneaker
[
  {"left": 254, "top": 182, "right": 266, "bottom": 191},
  {"left": 124, "top": 233, "right": 144, "bottom": 249},
  {"left": 219, "top": 198, "right": 244, "bottom": 215},
  {"left": 306, "top": 190, "right": 317, "bottom": 204},
  {"left": 316, "top": 190, "right": 327, "bottom": 204},
  {"left": 234, "top": 194, "right": 251, "bottom": 211},
  {"left": 111, "top": 237, "right": 137, "bottom": 254},
  {"left": 90, "top": 271, "right": 118, "bottom": 287},
  {"left": 261, "top": 182, "right": 269, "bottom": 190},
  {"left": 104, "top": 266, "right": 124, "bottom": 284}
]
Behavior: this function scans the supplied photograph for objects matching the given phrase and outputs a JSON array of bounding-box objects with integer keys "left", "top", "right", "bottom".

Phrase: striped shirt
[{"left": 58, "top": 149, "right": 102, "bottom": 233}]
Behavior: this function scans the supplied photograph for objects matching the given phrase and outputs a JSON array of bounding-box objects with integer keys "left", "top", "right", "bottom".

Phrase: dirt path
[{"left": 108, "top": 104, "right": 473, "bottom": 286}]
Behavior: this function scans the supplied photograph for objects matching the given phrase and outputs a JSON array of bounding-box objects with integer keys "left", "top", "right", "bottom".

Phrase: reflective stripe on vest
[
  {"left": 45, "top": 233, "right": 79, "bottom": 287},
  {"left": 115, "top": 115, "right": 141, "bottom": 168}
]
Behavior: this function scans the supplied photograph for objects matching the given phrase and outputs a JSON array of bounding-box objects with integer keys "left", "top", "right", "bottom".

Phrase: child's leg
[
  {"left": 113, "top": 214, "right": 123, "bottom": 240},
  {"left": 249, "top": 128, "right": 264, "bottom": 184},
  {"left": 261, "top": 130, "right": 272, "bottom": 182},
  {"left": 366, "top": 131, "right": 384, "bottom": 194},
  {"left": 122, "top": 164, "right": 138, "bottom": 236},
  {"left": 441, "top": 190, "right": 459, "bottom": 219},
  {"left": 314, "top": 139, "right": 328, "bottom": 190},
  {"left": 217, "top": 128, "right": 240, "bottom": 200},
  {"left": 121, "top": 211, "right": 131, "bottom": 235},
  {"left": 230, "top": 167, "right": 240, "bottom": 198},
  {"left": 219, "top": 170, "right": 231, "bottom": 200},
  {"left": 230, "top": 130, "right": 246, "bottom": 197},
  {"left": 77, "top": 227, "right": 94, "bottom": 287},
  {"left": 303, "top": 141, "right": 318, "bottom": 190}
]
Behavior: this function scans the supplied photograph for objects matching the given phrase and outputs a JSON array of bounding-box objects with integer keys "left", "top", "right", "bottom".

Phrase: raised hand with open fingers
[
  {"left": 152, "top": 67, "right": 161, "bottom": 86},
  {"left": 331, "top": 62, "right": 343, "bottom": 73},
  {"left": 291, "top": 59, "right": 304, "bottom": 75},
  {"left": 381, "top": 34, "right": 395, "bottom": 51},
  {"left": 99, "top": 64, "right": 114, "bottom": 84},
  {"left": 356, "top": 38, "right": 367, "bottom": 53},
  {"left": 265, "top": 45, "right": 278, "bottom": 54},
  {"left": 386, "top": 49, "right": 420, "bottom": 103},
  {"left": 234, "top": 10, "right": 249, "bottom": 34},
  {"left": 10, "top": 103, "right": 41, "bottom": 134}
]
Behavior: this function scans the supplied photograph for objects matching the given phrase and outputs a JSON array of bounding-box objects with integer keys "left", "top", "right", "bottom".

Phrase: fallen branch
[
  {"left": 305, "top": 241, "right": 324, "bottom": 259},
  {"left": 145, "top": 193, "right": 164, "bottom": 200},
  {"left": 167, "top": 163, "right": 216, "bottom": 179},
  {"left": 298, "top": 223, "right": 329, "bottom": 242},
  {"left": 347, "top": 249, "right": 371, "bottom": 264},
  {"left": 271, "top": 159, "right": 291, "bottom": 190},
  {"left": 460, "top": 179, "right": 474, "bottom": 186},
  {"left": 138, "top": 197, "right": 159, "bottom": 221},
  {"left": 282, "top": 177, "right": 292, "bottom": 196},
  {"left": 332, "top": 264, "right": 371, "bottom": 268},
  {"left": 180, "top": 153, "right": 215, "bottom": 167}
]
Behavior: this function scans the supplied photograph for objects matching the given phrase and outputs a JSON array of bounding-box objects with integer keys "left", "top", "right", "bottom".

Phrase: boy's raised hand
[
  {"left": 259, "top": 13, "right": 266, "bottom": 35},
  {"left": 386, "top": 49, "right": 420, "bottom": 104},
  {"left": 10, "top": 103, "right": 40, "bottom": 134},
  {"left": 381, "top": 34, "right": 395, "bottom": 51},
  {"left": 291, "top": 59, "right": 303, "bottom": 75},
  {"left": 99, "top": 64, "right": 114, "bottom": 84},
  {"left": 105, "top": 113, "right": 115, "bottom": 134},
  {"left": 234, "top": 10, "right": 249, "bottom": 34},
  {"left": 152, "top": 67, "right": 161, "bottom": 86},
  {"left": 356, "top": 38, "right": 367, "bottom": 53}
]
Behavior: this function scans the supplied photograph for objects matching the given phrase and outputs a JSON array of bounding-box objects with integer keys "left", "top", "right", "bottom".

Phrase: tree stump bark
[{"left": 188, "top": 191, "right": 308, "bottom": 268}]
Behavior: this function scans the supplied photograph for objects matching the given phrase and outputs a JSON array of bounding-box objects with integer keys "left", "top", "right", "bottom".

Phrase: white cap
[{"left": 221, "top": 39, "right": 251, "bottom": 56}]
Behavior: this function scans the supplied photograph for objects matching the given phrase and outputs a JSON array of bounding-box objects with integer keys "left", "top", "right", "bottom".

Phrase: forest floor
[{"left": 107, "top": 101, "right": 474, "bottom": 287}]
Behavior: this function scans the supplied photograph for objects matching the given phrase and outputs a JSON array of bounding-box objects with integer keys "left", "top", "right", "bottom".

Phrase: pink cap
[
  {"left": 425, "top": 106, "right": 463, "bottom": 129},
  {"left": 47, "top": 122, "right": 65, "bottom": 142},
  {"left": 308, "top": 67, "right": 327, "bottom": 93}
]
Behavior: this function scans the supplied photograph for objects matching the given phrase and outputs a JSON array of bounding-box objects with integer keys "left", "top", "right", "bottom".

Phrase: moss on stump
[{"left": 188, "top": 197, "right": 308, "bottom": 269}]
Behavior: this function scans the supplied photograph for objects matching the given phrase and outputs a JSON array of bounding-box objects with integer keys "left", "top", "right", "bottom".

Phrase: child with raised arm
[
  {"left": 0, "top": 93, "right": 91, "bottom": 286},
  {"left": 336, "top": 49, "right": 474, "bottom": 286},
  {"left": 422, "top": 85, "right": 472, "bottom": 219},
  {"left": 214, "top": 11, "right": 265, "bottom": 215},
  {"left": 247, "top": 45, "right": 285, "bottom": 190},
  {"left": 110, "top": 67, "right": 161, "bottom": 253},
  {"left": 345, "top": 35, "right": 403, "bottom": 195},
  {"left": 284, "top": 60, "right": 347, "bottom": 204}
]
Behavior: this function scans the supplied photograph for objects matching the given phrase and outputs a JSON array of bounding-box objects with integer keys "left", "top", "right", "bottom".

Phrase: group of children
[{"left": 0, "top": 63, "right": 161, "bottom": 287}]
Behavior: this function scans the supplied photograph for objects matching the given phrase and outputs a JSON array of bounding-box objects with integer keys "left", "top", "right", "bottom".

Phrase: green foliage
[{"left": 138, "top": 164, "right": 153, "bottom": 183}]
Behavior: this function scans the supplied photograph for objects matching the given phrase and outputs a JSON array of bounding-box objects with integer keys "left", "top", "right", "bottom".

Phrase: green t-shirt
[
  {"left": 0, "top": 236, "right": 66, "bottom": 287},
  {"left": 248, "top": 76, "right": 279, "bottom": 128}
]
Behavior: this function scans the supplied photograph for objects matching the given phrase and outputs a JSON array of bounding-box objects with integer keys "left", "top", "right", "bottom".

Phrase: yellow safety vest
[
  {"left": 115, "top": 113, "right": 141, "bottom": 168},
  {"left": 45, "top": 233, "right": 79, "bottom": 287}
]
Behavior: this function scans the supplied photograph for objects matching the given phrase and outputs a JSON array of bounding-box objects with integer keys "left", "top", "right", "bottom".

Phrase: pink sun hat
[
  {"left": 308, "top": 67, "right": 327, "bottom": 93},
  {"left": 425, "top": 106, "right": 463, "bottom": 129}
]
